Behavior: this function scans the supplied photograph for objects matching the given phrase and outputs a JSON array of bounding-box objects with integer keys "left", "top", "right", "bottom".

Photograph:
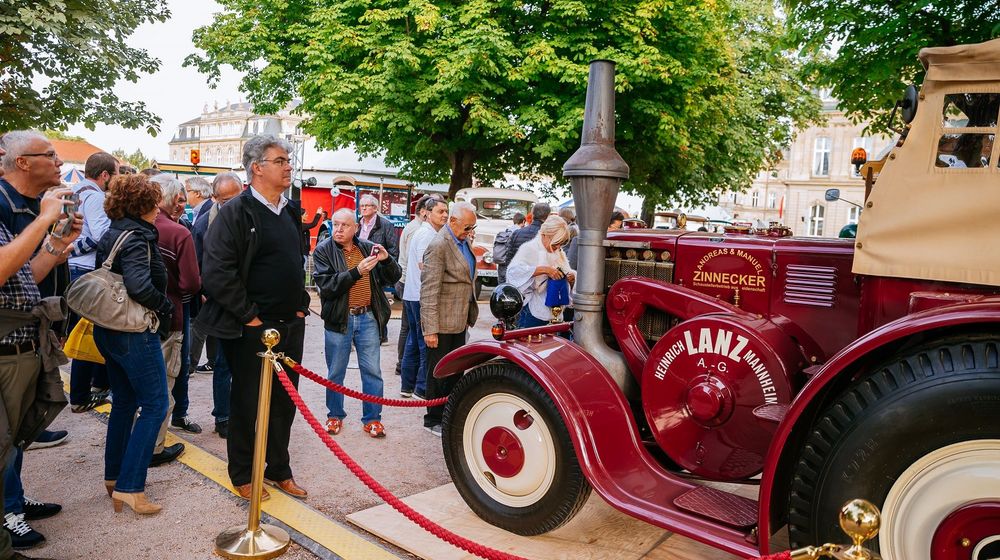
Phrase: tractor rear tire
[
  {"left": 442, "top": 361, "right": 591, "bottom": 535},
  {"left": 788, "top": 334, "right": 1000, "bottom": 558}
]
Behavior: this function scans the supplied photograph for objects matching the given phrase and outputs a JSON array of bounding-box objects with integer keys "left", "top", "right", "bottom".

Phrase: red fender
[
  {"left": 435, "top": 337, "right": 762, "bottom": 557},
  {"left": 757, "top": 298, "right": 1000, "bottom": 551}
]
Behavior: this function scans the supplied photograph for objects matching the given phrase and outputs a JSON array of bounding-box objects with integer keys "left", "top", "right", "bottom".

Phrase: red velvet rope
[
  {"left": 277, "top": 362, "right": 796, "bottom": 560},
  {"left": 289, "top": 361, "right": 448, "bottom": 407}
]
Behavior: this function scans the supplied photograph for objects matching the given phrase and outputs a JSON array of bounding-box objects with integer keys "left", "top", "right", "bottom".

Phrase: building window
[
  {"left": 848, "top": 206, "right": 860, "bottom": 224},
  {"left": 751, "top": 191, "right": 759, "bottom": 207},
  {"left": 808, "top": 204, "right": 825, "bottom": 236},
  {"left": 228, "top": 147, "right": 235, "bottom": 163},
  {"left": 813, "top": 137, "right": 831, "bottom": 176},
  {"left": 731, "top": 193, "right": 738, "bottom": 203},
  {"left": 767, "top": 192, "right": 777, "bottom": 209}
]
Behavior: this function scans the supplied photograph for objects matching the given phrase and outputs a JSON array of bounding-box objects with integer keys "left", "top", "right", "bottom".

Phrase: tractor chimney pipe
[{"left": 562, "top": 60, "right": 633, "bottom": 397}]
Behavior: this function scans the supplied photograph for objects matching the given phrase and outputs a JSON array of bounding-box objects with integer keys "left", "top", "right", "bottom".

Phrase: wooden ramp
[{"left": 347, "top": 484, "right": 745, "bottom": 560}]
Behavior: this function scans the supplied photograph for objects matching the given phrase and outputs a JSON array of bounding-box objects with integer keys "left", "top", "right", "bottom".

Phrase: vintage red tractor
[{"left": 434, "top": 40, "right": 1000, "bottom": 559}]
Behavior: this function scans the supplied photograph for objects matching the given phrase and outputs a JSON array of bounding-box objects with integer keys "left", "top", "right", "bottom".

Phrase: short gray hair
[
  {"left": 0, "top": 130, "right": 48, "bottom": 171},
  {"left": 332, "top": 208, "right": 357, "bottom": 225},
  {"left": 424, "top": 197, "right": 446, "bottom": 213},
  {"left": 359, "top": 193, "right": 379, "bottom": 209},
  {"left": 450, "top": 201, "right": 476, "bottom": 218},
  {"left": 185, "top": 176, "right": 212, "bottom": 198},
  {"left": 150, "top": 173, "right": 185, "bottom": 204},
  {"left": 212, "top": 172, "right": 243, "bottom": 196},
  {"left": 242, "top": 134, "right": 293, "bottom": 173}
]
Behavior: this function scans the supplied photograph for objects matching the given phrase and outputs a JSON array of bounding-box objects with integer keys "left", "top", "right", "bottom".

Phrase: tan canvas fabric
[
  {"left": 920, "top": 39, "right": 1000, "bottom": 82},
  {"left": 853, "top": 40, "right": 1000, "bottom": 286}
]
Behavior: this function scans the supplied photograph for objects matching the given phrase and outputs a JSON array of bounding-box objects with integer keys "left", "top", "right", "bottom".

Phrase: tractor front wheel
[
  {"left": 442, "top": 361, "right": 591, "bottom": 535},
  {"left": 788, "top": 334, "right": 1000, "bottom": 559}
]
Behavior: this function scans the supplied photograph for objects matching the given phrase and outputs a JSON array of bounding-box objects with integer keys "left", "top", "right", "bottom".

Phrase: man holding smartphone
[{"left": 312, "top": 208, "right": 400, "bottom": 438}]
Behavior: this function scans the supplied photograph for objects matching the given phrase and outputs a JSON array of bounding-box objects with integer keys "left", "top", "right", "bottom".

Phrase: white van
[{"left": 454, "top": 187, "right": 538, "bottom": 296}]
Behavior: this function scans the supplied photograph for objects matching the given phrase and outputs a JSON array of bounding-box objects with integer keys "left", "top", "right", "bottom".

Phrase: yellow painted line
[{"left": 60, "top": 371, "right": 399, "bottom": 560}]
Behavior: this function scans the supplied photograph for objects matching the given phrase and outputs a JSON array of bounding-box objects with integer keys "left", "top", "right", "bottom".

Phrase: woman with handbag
[
  {"left": 90, "top": 174, "right": 173, "bottom": 515},
  {"left": 505, "top": 215, "right": 576, "bottom": 328}
]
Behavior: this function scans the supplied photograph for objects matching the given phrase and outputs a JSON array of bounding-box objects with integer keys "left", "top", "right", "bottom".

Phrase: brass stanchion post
[{"left": 215, "top": 329, "right": 291, "bottom": 559}]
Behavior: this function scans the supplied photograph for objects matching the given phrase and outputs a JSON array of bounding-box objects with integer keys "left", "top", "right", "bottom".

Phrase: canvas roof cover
[{"left": 852, "top": 39, "right": 1000, "bottom": 286}]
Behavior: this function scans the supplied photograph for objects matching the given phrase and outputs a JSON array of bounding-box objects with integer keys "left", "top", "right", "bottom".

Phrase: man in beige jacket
[{"left": 420, "top": 201, "right": 478, "bottom": 435}]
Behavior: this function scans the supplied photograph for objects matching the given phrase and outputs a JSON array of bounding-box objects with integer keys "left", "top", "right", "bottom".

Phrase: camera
[{"left": 51, "top": 193, "right": 79, "bottom": 239}]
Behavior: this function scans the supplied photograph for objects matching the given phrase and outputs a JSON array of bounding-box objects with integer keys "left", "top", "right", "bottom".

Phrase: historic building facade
[
  {"left": 167, "top": 101, "right": 305, "bottom": 167},
  {"left": 718, "top": 92, "right": 894, "bottom": 237}
]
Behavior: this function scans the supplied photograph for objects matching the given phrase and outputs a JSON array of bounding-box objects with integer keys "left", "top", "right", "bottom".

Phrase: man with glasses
[
  {"left": 196, "top": 136, "right": 310, "bottom": 501},
  {"left": 0, "top": 130, "right": 74, "bottom": 553},
  {"left": 191, "top": 172, "right": 242, "bottom": 439},
  {"left": 356, "top": 193, "right": 398, "bottom": 343},
  {"left": 183, "top": 177, "right": 213, "bottom": 229},
  {"left": 420, "top": 201, "right": 479, "bottom": 436}
]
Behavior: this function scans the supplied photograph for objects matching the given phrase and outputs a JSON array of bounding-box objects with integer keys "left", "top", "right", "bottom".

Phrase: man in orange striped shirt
[{"left": 312, "top": 209, "right": 401, "bottom": 438}]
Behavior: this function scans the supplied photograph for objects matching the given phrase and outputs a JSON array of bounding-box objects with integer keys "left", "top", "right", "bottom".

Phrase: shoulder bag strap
[{"left": 100, "top": 230, "right": 135, "bottom": 270}]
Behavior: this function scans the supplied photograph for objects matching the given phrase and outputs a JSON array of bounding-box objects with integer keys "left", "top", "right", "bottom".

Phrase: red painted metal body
[
  {"left": 930, "top": 501, "right": 1000, "bottom": 559},
  {"left": 435, "top": 228, "right": 1000, "bottom": 556}
]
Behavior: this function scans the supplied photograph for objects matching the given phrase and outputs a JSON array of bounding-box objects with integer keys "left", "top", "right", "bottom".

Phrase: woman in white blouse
[{"left": 505, "top": 215, "right": 576, "bottom": 327}]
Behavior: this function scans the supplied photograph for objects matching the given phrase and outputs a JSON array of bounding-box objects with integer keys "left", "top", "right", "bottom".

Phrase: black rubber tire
[
  {"left": 788, "top": 334, "right": 1000, "bottom": 550},
  {"left": 442, "top": 361, "right": 592, "bottom": 535}
]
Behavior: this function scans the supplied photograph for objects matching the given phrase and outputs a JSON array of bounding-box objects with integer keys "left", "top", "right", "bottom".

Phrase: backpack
[{"left": 492, "top": 226, "right": 516, "bottom": 265}]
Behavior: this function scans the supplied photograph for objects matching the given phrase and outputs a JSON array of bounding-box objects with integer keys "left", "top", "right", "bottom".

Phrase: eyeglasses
[
  {"left": 360, "top": 203, "right": 377, "bottom": 208},
  {"left": 20, "top": 151, "right": 59, "bottom": 161},
  {"left": 260, "top": 157, "right": 293, "bottom": 167},
  {"left": 463, "top": 224, "right": 477, "bottom": 232}
]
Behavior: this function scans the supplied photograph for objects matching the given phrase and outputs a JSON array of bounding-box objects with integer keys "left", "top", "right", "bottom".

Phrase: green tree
[
  {"left": 189, "top": 0, "right": 816, "bottom": 205},
  {"left": 111, "top": 148, "right": 152, "bottom": 171},
  {"left": 0, "top": 0, "right": 169, "bottom": 133},
  {"left": 786, "top": 0, "right": 1000, "bottom": 131},
  {"left": 42, "top": 130, "right": 86, "bottom": 142}
]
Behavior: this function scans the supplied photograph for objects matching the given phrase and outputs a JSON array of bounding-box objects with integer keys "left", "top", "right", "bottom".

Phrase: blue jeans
[
  {"left": 171, "top": 302, "right": 192, "bottom": 421},
  {"left": 212, "top": 349, "right": 231, "bottom": 423},
  {"left": 324, "top": 312, "right": 383, "bottom": 424},
  {"left": 3, "top": 449, "right": 23, "bottom": 515},
  {"left": 400, "top": 300, "right": 427, "bottom": 395},
  {"left": 94, "top": 327, "right": 169, "bottom": 492},
  {"left": 68, "top": 264, "right": 109, "bottom": 404},
  {"left": 518, "top": 306, "right": 548, "bottom": 328}
]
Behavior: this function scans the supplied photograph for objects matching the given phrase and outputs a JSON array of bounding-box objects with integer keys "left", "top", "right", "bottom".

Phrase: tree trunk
[
  {"left": 447, "top": 150, "right": 475, "bottom": 200},
  {"left": 640, "top": 197, "right": 657, "bottom": 227}
]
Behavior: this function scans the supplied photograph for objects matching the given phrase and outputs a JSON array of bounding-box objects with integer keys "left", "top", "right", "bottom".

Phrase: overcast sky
[{"left": 67, "top": 0, "right": 243, "bottom": 160}]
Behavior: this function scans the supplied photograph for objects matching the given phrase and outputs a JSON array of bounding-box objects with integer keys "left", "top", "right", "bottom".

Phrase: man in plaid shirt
[{"left": 0, "top": 138, "right": 83, "bottom": 559}]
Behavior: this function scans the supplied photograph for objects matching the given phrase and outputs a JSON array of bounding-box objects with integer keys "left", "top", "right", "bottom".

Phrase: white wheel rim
[
  {"left": 880, "top": 439, "right": 1000, "bottom": 560},
  {"left": 462, "top": 393, "right": 557, "bottom": 508}
]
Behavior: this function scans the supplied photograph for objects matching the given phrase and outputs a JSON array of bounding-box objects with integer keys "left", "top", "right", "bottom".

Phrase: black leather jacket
[
  {"left": 96, "top": 217, "right": 173, "bottom": 330},
  {"left": 312, "top": 235, "right": 401, "bottom": 334}
]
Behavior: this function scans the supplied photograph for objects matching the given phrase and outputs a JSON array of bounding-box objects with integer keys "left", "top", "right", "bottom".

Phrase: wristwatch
[{"left": 43, "top": 239, "right": 63, "bottom": 256}]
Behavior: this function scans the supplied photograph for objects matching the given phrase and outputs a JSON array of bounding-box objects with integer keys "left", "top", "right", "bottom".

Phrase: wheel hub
[
  {"left": 931, "top": 501, "right": 1000, "bottom": 560},
  {"left": 880, "top": 440, "right": 1000, "bottom": 560},
  {"left": 481, "top": 427, "right": 525, "bottom": 478}
]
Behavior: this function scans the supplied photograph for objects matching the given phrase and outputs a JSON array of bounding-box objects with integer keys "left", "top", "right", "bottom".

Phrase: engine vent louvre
[
  {"left": 604, "top": 259, "right": 673, "bottom": 291},
  {"left": 784, "top": 264, "right": 837, "bottom": 307}
]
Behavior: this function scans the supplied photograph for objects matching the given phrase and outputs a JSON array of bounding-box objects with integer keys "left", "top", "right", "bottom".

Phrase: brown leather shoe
[
  {"left": 234, "top": 483, "right": 270, "bottom": 501},
  {"left": 264, "top": 477, "right": 308, "bottom": 499}
]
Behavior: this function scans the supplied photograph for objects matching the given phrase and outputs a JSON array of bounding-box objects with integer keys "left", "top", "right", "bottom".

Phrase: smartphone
[{"left": 51, "top": 193, "right": 79, "bottom": 238}]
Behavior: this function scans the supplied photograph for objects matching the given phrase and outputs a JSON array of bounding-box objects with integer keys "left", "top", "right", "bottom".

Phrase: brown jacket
[{"left": 420, "top": 227, "right": 478, "bottom": 335}]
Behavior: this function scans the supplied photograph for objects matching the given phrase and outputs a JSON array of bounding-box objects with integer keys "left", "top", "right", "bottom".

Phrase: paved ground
[{"left": 20, "top": 295, "right": 496, "bottom": 560}]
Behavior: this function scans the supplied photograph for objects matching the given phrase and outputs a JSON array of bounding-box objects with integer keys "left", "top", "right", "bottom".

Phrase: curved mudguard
[
  {"left": 757, "top": 297, "right": 1000, "bottom": 551},
  {"left": 435, "top": 336, "right": 762, "bottom": 557}
]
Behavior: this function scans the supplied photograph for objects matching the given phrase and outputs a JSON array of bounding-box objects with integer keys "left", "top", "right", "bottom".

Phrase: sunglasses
[{"left": 463, "top": 224, "right": 477, "bottom": 232}]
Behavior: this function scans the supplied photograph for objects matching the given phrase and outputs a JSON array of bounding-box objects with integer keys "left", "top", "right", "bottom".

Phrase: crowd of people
[{"left": 0, "top": 127, "right": 587, "bottom": 559}]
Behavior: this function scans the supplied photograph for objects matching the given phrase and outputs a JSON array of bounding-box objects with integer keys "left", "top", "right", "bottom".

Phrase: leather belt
[
  {"left": 348, "top": 305, "right": 370, "bottom": 316},
  {"left": 0, "top": 340, "right": 37, "bottom": 356}
]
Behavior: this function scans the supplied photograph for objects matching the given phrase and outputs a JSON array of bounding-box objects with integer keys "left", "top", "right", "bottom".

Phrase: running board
[{"left": 674, "top": 486, "right": 758, "bottom": 529}]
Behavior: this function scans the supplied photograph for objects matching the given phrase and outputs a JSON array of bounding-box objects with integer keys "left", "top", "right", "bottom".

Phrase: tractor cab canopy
[{"left": 853, "top": 38, "right": 1000, "bottom": 287}]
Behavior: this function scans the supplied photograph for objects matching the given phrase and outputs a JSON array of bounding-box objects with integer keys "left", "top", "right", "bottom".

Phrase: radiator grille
[{"left": 783, "top": 264, "right": 837, "bottom": 307}]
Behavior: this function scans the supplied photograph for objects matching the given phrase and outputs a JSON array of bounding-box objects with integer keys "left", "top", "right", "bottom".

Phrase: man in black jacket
[
  {"left": 505, "top": 202, "right": 550, "bottom": 268},
  {"left": 313, "top": 208, "right": 400, "bottom": 438},
  {"left": 195, "top": 135, "right": 310, "bottom": 501}
]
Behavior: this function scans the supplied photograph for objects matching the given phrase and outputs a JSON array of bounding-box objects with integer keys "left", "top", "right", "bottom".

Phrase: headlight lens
[{"left": 484, "top": 251, "right": 493, "bottom": 264}]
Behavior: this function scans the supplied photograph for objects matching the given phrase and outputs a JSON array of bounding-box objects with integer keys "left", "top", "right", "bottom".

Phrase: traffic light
[{"left": 190, "top": 149, "right": 201, "bottom": 166}]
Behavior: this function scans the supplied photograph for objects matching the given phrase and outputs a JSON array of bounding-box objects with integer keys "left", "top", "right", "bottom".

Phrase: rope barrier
[
  {"left": 287, "top": 359, "right": 449, "bottom": 407},
  {"left": 276, "top": 356, "right": 800, "bottom": 560},
  {"left": 273, "top": 364, "right": 530, "bottom": 560}
]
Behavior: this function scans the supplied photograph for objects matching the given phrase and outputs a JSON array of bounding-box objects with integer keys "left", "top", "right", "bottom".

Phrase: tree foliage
[
  {"left": 189, "top": 0, "right": 816, "bottom": 205},
  {"left": 786, "top": 0, "right": 1000, "bottom": 132},
  {"left": 0, "top": 0, "right": 169, "bottom": 133},
  {"left": 112, "top": 148, "right": 152, "bottom": 170}
]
